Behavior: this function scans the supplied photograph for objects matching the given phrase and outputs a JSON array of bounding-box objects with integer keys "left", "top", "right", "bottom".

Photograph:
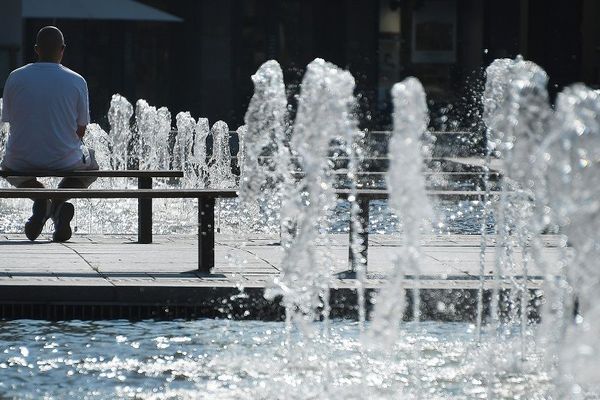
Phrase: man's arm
[
  {"left": 76, "top": 79, "right": 90, "bottom": 139},
  {"left": 1, "top": 76, "right": 12, "bottom": 123}
]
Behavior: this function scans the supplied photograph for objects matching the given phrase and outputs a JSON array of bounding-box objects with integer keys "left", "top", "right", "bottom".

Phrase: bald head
[{"left": 35, "top": 26, "right": 65, "bottom": 62}]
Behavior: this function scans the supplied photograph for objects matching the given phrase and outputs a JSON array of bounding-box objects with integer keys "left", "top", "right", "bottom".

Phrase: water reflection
[{"left": 0, "top": 319, "right": 555, "bottom": 399}]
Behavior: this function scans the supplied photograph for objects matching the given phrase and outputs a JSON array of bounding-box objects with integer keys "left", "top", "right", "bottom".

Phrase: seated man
[{"left": 1, "top": 26, "right": 98, "bottom": 242}]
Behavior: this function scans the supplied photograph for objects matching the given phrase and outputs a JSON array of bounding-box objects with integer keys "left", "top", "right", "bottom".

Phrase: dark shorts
[{"left": 1, "top": 148, "right": 99, "bottom": 188}]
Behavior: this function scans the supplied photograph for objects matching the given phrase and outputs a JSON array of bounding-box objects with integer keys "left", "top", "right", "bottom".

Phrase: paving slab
[{"left": 0, "top": 233, "right": 565, "bottom": 320}]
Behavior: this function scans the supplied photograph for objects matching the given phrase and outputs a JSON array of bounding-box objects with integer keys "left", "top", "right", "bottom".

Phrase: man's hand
[{"left": 76, "top": 125, "right": 86, "bottom": 139}]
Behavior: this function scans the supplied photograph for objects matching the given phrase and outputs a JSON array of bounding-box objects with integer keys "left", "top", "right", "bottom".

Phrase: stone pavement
[{"left": 0, "top": 233, "right": 566, "bottom": 320}]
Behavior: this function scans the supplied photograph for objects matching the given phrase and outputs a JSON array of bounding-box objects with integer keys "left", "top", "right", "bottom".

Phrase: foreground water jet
[
  {"left": 541, "top": 85, "right": 600, "bottom": 392},
  {"left": 370, "top": 77, "right": 432, "bottom": 346},
  {"left": 239, "top": 60, "right": 290, "bottom": 233},
  {"left": 274, "top": 58, "right": 356, "bottom": 330},
  {"left": 483, "top": 57, "right": 551, "bottom": 331},
  {"left": 482, "top": 57, "right": 554, "bottom": 367}
]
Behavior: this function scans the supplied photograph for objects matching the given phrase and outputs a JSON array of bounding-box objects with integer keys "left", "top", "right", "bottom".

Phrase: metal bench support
[
  {"left": 138, "top": 177, "right": 153, "bottom": 243},
  {"left": 198, "top": 197, "right": 215, "bottom": 272}
]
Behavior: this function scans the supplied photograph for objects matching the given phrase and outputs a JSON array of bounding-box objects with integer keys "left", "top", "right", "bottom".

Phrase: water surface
[{"left": 0, "top": 319, "right": 554, "bottom": 399}]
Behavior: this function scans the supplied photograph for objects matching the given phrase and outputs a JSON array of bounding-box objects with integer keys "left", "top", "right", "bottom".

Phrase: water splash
[
  {"left": 208, "top": 121, "right": 234, "bottom": 188},
  {"left": 235, "top": 124, "right": 247, "bottom": 180},
  {"left": 482, "top": 57, "right": 600, "bottom": 396},
  {"left": 84, "top": 124, "right": 111, "bottom": 170},
  {"left": 175, "top": 111, "right": 196, "bottom": 182},
  {"left": 502, "top": 59, "right": 553, "bottom": 365},
  {"left": 542, "top": 85, "right": 600, "bottom": 394},
  {"left": 482, "top": 57, "right": 551, "bottom": 335},
  {"left": 482, "top": 58, "right": 515, "bottom": 156},
  {"left": 485, "top": 56, "right": 552, "bottom": 187},
  {"left": 239, "top": 60, "right": 290, "bottom": 233},
  {"left": 155, "top": 107, "right": 172, "bottom": 169},
  {"left": 370, "top": 78, "right": 432, "bottom": 357},
  {"left": 132, "top": 101, "right": 172, "bottom": 170},
  {"left": 275, "top": 58, "right": 356, "bottom": 333},
  {"left": 192, "top": 118, "right": 210, "bottom": 188},
  {"left": 133, "top": 100, "right": 157, "bottom": 169},
  {"left": 107, "top": 94, "right": 133, "bottom": 169}
]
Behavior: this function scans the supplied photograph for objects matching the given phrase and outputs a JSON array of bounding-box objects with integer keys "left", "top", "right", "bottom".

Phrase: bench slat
[
  {"left": 290, "top": 171, "right": 501, "bottom": 176},
  {"left": 0, "top": 169, "right": 500, "bottom": 178},
  {"left": 0, "top": 170, "right": 183, "bottom": 178},
  {"left": 0, "top": 188, "right": 495, "bottom": 200},
  {"left": 334, "top": 189, "right": 491, "bottom": 200},
  {"left": 0, "top": 188, "right": 238, "bottom": 199}
]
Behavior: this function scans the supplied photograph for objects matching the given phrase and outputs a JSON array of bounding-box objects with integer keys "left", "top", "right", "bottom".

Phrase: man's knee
[
  {"left": 58, "top": 177, "right": 89, "bottom": 189},
  {"left": 81, "top": 176, "right": 97, "bottom": 188},
  {"left": 17, "top": 179, "right": 44, "bottom": 189}
]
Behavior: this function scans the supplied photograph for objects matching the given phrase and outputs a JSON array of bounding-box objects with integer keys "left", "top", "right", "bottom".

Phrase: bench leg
[
  {"left": 138, "top": 177, "right": 152, "bottom": 244},
  {"left": 198, "top": 197, "right": 215, "bottom": 273},
  {"left": 349, "top": 197, "right": 369, "bottom": 273}
]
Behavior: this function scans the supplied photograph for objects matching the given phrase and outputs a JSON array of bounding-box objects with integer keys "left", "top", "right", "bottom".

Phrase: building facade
[{"left": 1, "top": 0, "right": 597, "bottom": 130}]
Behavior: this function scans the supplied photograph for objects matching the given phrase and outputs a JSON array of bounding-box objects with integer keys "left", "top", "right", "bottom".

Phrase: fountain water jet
[
  {"left": 84, "top": 124, "right": 111, "bottom": 171},
  {"left": 208, "top": 121, "right": 234, "bottom": 188},
  {"left": 155, "top": 107, "right": 172, "bottom": 169},
  {"left": 235, "top": 124, "right": 247, "bottom": 180},
  {"left": 107, "top": 94, "right": 133, "bottom": 170},
  {"left": 192, "top": 117, "right": 210, "bottom": 188},
  {"left": 482, "top": 57, "right": 552, "bottom": 333},
  {"left": 239, "top": 60, "right": 290, "bottom": 234},
  {"left": 370, "top": 77, "right": 432, "bottom": 344},
  {"left": 273, "top": 59, "right": 356, "bottom": 334},
  {"left": 133, "top": 100, "right": 157, "bottom": 170},
  {"left": 175, "top": 111, "right": 196, "bottom": 183},
  {"left": 540, "top": 85, "right": 600, "bottom": 394},
  {"left": 366, "top": 78, "right": 432, "bottom": 396},
  {"left": 133, "top": 101, "right": 172, "bottom": 170}
]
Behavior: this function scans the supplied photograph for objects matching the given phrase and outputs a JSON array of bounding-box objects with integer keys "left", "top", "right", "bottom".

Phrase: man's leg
[
  {"left": 14, "top": 178, "right": 51, "bottom": 241},
  {"left": 51, "top": 177, "right": 96, "bottom": 242},
  {"left": 15, "top": 178, "right": 44, "bottom": 189},
  {"left": 2, "top": 161, "right": 50, "bottom": 240},
  {"left": 52, "top": 150, "right": 98, "bottom": 242},
  {"left": 52, "top": 149, "right": 100, "bottom": 242}
]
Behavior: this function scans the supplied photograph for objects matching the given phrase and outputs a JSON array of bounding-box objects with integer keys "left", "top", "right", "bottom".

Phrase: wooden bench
[
  {"left": 0, "top": 184, "right": 490, "bottom": 273},
  {"left": 336, "top": 189, "right": 493, "bottom": 276},
  {"left": 0, "top": 170, "right": 183, "bottom": 244},
  {"left": 0, "top": 163, "right": 497, "bottom": 274},
  {"left": 0, "top": 187, "right": 237, "bottom": 273}
]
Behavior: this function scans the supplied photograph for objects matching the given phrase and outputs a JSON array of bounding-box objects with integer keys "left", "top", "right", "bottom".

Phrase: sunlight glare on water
[{"left": 0, "top": 320, "right": 555, "bottom": 400}]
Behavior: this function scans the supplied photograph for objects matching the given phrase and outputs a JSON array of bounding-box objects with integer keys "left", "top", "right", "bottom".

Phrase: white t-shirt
[{"left": 1, "top": 62, "right": 90, "bottom": 171}]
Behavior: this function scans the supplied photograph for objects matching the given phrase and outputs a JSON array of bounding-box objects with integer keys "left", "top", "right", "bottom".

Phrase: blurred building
[{"left": 1, "top": 0, "right": 598, "bottom": 130}]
